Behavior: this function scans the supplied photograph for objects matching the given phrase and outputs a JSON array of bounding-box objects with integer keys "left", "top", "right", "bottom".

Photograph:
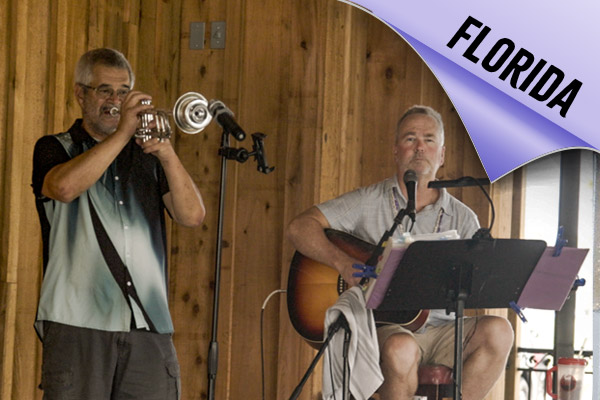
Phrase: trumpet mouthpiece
[{"left": 109, "top": 107, "right": 120, "bottom": 116}]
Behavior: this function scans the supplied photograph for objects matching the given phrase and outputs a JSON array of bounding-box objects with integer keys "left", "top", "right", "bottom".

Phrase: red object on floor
[{"left": 416, "top": 365, "right": 453, "bottom": 400}]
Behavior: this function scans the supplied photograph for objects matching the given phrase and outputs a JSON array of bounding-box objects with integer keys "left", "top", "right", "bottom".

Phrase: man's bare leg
[
  {"left": 461, "top": 315, "right": 514, "bottom": 400},
  {"left": 378, "top": 333, "right": 421, "bottom": 400}
]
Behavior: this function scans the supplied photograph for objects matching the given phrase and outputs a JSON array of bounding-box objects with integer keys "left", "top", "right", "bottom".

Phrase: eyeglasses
[{"left": 79, "top": 83, "right": 130, "bottom": 100}]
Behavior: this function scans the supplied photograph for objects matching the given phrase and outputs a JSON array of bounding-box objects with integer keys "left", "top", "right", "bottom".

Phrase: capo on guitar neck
[{"left": 352, "top": 263, "right": 378, "bottom": 279}]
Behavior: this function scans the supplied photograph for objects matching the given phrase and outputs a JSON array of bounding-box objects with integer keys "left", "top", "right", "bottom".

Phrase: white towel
[{"left": 322, "top": 286, "right": 384, "bottom": 400}]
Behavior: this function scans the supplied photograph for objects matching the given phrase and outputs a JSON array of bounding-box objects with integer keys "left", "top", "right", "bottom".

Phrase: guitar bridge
[{"left": 337, "top": 275, "right": 347, "bottom": 295}]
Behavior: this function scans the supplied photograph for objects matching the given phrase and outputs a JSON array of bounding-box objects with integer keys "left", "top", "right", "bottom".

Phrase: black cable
[
  {"left": 476, "top": 179, "right": 495, "bottom": 232},
  {"left": 469, "top": 176, "right": 495, "bottom": 238}
]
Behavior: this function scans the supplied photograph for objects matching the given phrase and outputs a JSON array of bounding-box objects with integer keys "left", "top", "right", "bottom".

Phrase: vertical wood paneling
[
  {"left": 277, "top": 0, "right": 329, "bottom": 397},
  {"left": 88, "top": 0, "right": 106, "bottom": 50},
  {"left": 320, "top": 3, "right": 365, "bottom": 200},
  {"left": 122, "top": 0, "right": 140, "bottom": 62},
  {"left": 171, "top": 0, "right": 234, "bottom": 398},
  {"left": 0, "top": 284, "right": 17, "bottom": 400},
  {"left": 2, "top": 1, "right": 53, "bottom": 398},
  {"left": 0, "top": 1, "right": 517, "bottom": 400},
  {"left": 226, "top": 0, "right": 287, "bottom": 396},
  {"left": 47, "top": 0, "right": 69, "bottom": 134},
  {"left": 362, "top": 19, "right": 423, "bottom": 185},
  {"left": 0, "top": 0, "right": 11, "bottom": 272},
  {"left": 53, "top": 0, "right": 90, "bottom": 131},
  {"left": 0, "top": 0, "right": 15, "bottom": 396}
]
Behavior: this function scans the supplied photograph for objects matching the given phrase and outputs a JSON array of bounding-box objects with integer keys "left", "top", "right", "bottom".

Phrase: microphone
[
  {"left": 403, "top": 169, "right": 417, "bottom": 220},
  {"left": 208, "top": 100, "right": 246, "bottom": 141}
]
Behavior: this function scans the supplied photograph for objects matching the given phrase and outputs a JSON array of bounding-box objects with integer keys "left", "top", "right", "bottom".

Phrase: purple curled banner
[{"left": 342, "top": 0, "right": 599, "bottom": 181}]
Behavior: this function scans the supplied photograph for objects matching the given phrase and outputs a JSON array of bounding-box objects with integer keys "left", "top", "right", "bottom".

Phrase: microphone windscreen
[{"left": 403, "top": 169, "right": 418, "bottom": 185}]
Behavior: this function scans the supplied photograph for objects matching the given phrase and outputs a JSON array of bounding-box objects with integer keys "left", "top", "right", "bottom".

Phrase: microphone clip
[
  {"left": 218, "top": 132, "right": 274, "bottom": 174},
  {"left": 392, "top": 207, "right": 415, "bottom": 227},
  {"left": 406, "top": 209, "right": 416, "bottom": 225},
  {"left": 249, "top": 133, "right": 275, "bottom": 174}
]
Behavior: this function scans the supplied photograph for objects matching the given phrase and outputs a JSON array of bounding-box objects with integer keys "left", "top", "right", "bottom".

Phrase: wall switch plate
[
  {"left": 190, "top": 22, "right": 205, "bottom": 50},
  {"left": 211, "top": 21, "right": 226, "bottom": 49}
]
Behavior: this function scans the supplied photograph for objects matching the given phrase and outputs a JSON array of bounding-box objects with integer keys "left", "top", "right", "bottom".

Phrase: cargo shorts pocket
[
  {"left": 40, "top": 369, "right": 75, "bottom": 400},
  {"left": 165, "top": 360, "right": 181, "bottom": 400}
]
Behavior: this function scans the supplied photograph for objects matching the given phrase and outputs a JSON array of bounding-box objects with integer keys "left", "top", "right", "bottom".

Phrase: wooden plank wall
[{"left": 0, "top": 0, "right": 517, "bottom": 399}]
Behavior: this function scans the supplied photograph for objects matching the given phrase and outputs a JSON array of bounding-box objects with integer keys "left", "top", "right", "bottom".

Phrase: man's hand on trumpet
[
  {"left": 136, "top": 137, "right": 178, "bottom": 163},
  {"left": 114, "top": 90, "right": 153, "bottom": 138}
]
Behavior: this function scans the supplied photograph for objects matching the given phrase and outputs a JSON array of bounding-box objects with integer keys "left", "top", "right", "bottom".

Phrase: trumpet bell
[{"left": 173, "top": 92, "right": 212, "bottom": 134}]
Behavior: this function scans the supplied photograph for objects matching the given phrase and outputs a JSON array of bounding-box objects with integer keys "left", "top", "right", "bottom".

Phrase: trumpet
[{"left": 109, "top": 92, "right": 213, "bottom": 141}]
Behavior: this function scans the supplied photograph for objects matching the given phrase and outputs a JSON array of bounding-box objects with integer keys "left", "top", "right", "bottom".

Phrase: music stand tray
[{"left": 376, "top": 238, "right": 547, "bottom": 399}]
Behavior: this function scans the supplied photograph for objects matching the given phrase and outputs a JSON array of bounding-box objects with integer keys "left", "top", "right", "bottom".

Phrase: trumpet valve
[{"left": 135, "top": 99, "right": 172, "bottom": 142}]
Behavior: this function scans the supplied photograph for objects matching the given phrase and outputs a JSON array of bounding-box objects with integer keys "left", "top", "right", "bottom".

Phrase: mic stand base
[
  {"left": 453, "top": 291, "right": 466, "bottom": 400},
  {"left": 289, "top": 314, "right": 351, "bottom": 400},
  {"left": 446, "top": 262, "right": 472, "bottom": 400}
]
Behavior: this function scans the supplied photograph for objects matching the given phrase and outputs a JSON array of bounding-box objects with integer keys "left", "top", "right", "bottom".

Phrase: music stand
[{"left": 375, "top": 238, "right": 547, "bottom": 399}]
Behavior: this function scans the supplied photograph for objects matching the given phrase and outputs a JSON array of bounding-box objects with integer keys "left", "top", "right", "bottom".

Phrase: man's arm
[
  {"left": 42, "top": 132, "right": 131, "bottom": 202},
  {"left": 42, "top": 92, "right": 152, "bottom": 203},
  {"left": 286, "top": 206, "right": 361, "bottom": 286},
  {"left": 139, "top": 138, "right": 205, "bottom": 227}
]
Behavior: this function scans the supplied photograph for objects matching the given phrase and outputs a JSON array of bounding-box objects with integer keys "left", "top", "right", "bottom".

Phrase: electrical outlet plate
[
  {"left": 211, "top": 21, "right": 226, "bottom": 49},
  {"left": 190, "top": 22, "right": 205, "bottom": 50}
]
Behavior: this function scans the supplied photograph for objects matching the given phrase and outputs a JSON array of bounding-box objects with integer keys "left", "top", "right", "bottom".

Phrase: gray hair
[
  {"left": 74, "top": 48, "right": 135, "bottom": 87},
  {"left": 396, "top": 105, "right": 445, "bottom": 145}
]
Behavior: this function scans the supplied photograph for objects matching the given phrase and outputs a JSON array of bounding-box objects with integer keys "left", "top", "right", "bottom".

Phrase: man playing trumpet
[{"left": 32, "top": 48, "right": 205, "bottom": 399}]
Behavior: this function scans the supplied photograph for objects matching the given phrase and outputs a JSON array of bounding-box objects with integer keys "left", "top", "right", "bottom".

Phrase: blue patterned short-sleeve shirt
[{"left": 32, "top": 119, "right": 173, "bottom": 336}]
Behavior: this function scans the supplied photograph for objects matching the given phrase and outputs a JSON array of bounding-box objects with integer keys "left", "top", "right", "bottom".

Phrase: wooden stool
[{"left": 415, "top": 365, "right": 453, "bottom": 400}]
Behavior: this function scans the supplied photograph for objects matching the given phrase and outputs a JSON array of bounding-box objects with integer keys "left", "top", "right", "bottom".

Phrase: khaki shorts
[{"left": 377, "top": 318, "right": 478, "bottom": 367}]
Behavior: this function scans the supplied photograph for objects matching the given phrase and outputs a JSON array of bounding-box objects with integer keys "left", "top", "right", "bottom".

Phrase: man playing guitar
[{"left": 286, "top": 105, "right": 514, "bottom": 400}]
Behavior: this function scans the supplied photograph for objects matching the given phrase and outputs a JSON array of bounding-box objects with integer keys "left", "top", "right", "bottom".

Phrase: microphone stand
[
  {"left": 363, "top": 171, "right": 416, "bottom": 272},
  {"left": 207, "top": 129, "right": 274, "bottom": 400},
  {"left": 360, "top": 205, "right": 412, "bottom": 284},
  {"left": 289, "top": 314, "right": 351, "bottom": 400}
]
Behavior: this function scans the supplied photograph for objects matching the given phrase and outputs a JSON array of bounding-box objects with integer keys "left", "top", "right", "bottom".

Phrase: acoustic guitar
[{"left": 287, "top": 229, "right": 429, "bottom": 349}]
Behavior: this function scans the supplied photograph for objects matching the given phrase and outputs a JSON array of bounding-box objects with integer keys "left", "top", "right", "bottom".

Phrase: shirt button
[
  {"left": 115, "top": 176, "right": 120, "bottom": 180},
  {"left": 126, "top": 281, "right": 132, "bottom": 287},
  {"left": 119, "top": 201, "right": 124, "bottom": 205}
]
